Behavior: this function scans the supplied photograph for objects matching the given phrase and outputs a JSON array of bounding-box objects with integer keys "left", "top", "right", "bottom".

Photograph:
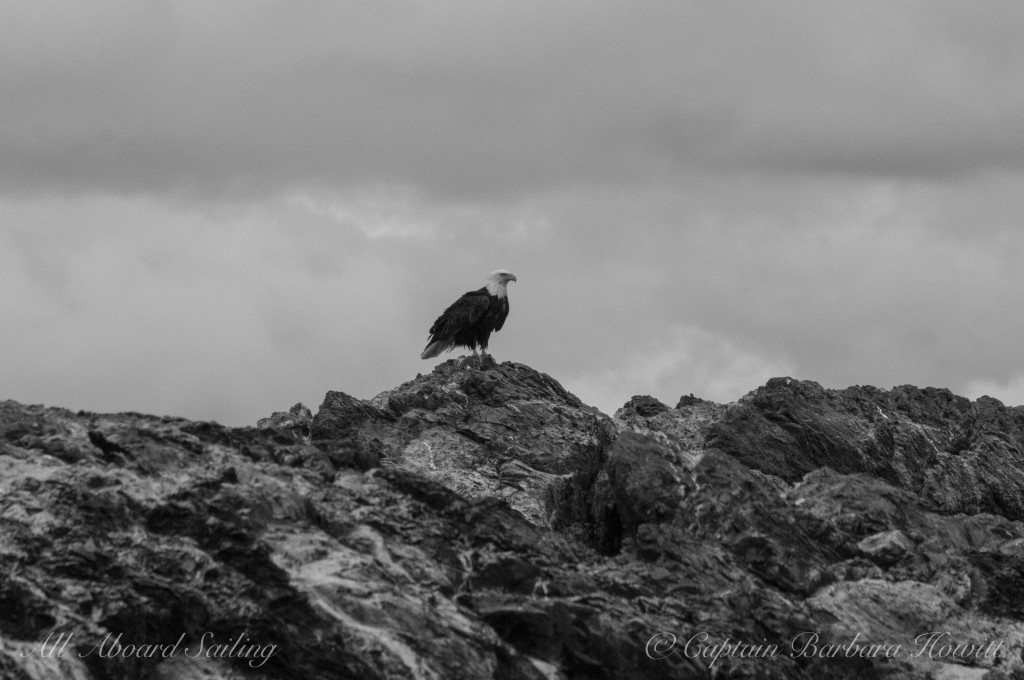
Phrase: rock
[
  {"left": 4, "top": 372, "right": 1024, "bottom": 679},
  {"left": 315, "top": 358, "right": 617, "bottom": 528},
  {"left": 703, "top": 378, "right": 1024, "bottom": 519},
  {"left": 614, "top": 395, "right": 670, "bottom": 422},
  {"left": 856, "top": 530, "right": 915, "bottom": 566},
  {"left": 675, "top": 393, "right": 708, "bottom": 408},
  {"left": 256, "top": 402, "right": 312, "bottom": 440}
]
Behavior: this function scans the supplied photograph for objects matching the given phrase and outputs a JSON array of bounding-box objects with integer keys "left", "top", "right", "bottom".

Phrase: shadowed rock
[{"left": 703, "top": 378, "right": 1024, "bottom": 519}]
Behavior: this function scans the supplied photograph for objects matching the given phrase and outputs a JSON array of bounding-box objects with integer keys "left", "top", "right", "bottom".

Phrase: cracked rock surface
[{"left": 3, "top": 364, "right": 1024, "bottom": 679}]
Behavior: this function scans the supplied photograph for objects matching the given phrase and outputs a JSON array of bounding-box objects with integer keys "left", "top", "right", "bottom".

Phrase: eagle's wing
[
  {"left": 428, "top": 290, "right": 490, "bottom": 341},
  {"left": 490, "top": 297, "right": 510, "bottom": 332}
]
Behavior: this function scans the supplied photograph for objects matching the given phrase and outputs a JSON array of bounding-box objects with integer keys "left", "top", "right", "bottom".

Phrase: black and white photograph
[{"left": 2, "top": 1, "right": 1024, "bottom": 678}]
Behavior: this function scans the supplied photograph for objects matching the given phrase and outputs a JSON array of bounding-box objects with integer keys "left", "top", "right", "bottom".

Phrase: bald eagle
[{"left": 421, "top": 270, "right": 517, "bottom": 360}]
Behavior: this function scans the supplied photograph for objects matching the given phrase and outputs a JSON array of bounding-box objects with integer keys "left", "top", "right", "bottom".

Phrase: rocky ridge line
[{"left": 0, "top": 360, "right": 1023, "bottom": 679}]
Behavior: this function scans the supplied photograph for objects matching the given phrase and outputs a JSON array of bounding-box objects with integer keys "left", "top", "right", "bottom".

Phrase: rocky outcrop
[
  {"left": 2, "top": 366, "right": 1024, "bottom": 679},
  {"left": 312, "top": 356, "right": 616, "bottom": 529},
  {"left": 706, "top": 378, "right": 1024, "bottom": 519}
]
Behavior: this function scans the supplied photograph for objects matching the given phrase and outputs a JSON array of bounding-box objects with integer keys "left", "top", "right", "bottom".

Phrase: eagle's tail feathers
[{"left": 420, "top": 340, "right": 450, "bottom": 360}]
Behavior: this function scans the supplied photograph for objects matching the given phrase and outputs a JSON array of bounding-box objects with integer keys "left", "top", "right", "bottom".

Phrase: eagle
[{"left": 421, "top": 270, "right": 517, "bottom": 360}]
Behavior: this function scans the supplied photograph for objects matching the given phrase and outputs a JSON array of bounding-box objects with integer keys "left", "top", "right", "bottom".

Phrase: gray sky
[{"left": 4, "top": 0, "right": 1024, "bottom": 425}]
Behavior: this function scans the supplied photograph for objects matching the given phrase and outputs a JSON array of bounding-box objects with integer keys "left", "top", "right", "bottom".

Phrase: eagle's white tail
[{"left": 420, "top": 340, "right": 449, "bottom": 359}]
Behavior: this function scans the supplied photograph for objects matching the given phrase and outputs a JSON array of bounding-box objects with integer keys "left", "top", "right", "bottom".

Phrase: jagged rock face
[
  {"left": 4, "top": 370, "right": 1024, "bottom": 679},
  {"left": 310, "top": 357, "right": 616, "bottom": 529},
  {"left": 597, "top": 379, "right": 1024, "bottom": 678},
  {"left": 255, "top": 403, "right": 312, "bottom": 440},
  {"left": 705, "top": 378, "right": 1024, "bottom": 519},
  {"left": 0, "top": 395, "right": 631, "bottom": 679}
]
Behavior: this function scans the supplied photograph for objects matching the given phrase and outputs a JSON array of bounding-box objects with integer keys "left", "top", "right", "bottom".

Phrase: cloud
[
  {"left": 0, "top": 193, "right": 403, "bottom": 422},
  {"left": 965, "top": 375, "right": 1024, "bottom": 408},
  {"left": 511, "top": 175, "right": 1024, "bottom": 403},
  {"left": 0, "top": 189, "right": 552, "bottom": 423},
  {"left": 5, "top": 1, "right": 1024, "bottom": 201},
  {"left": 563, "top": 325, "right": 794, "bottom": 413},
  {"left": 4, "top": 170, "right": 1024, "bottom": 424},
  {"left": 4, "top": 2, "right": 1024, "bottom": 425}
]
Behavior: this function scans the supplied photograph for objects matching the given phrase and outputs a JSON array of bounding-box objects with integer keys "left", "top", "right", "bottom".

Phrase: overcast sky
[{"left": 4, "top": 0, "right": 1024, "bottom": 425}]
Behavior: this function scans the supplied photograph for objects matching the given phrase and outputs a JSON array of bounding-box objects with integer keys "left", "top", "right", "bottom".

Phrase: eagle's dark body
[{"left": 421, "top": 270, "right": 516, "bottom": 359}]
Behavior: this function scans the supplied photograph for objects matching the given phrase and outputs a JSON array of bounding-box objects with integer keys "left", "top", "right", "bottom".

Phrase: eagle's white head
[{"left": 486, "top": 269, "right": 517, "bottom": 298}]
